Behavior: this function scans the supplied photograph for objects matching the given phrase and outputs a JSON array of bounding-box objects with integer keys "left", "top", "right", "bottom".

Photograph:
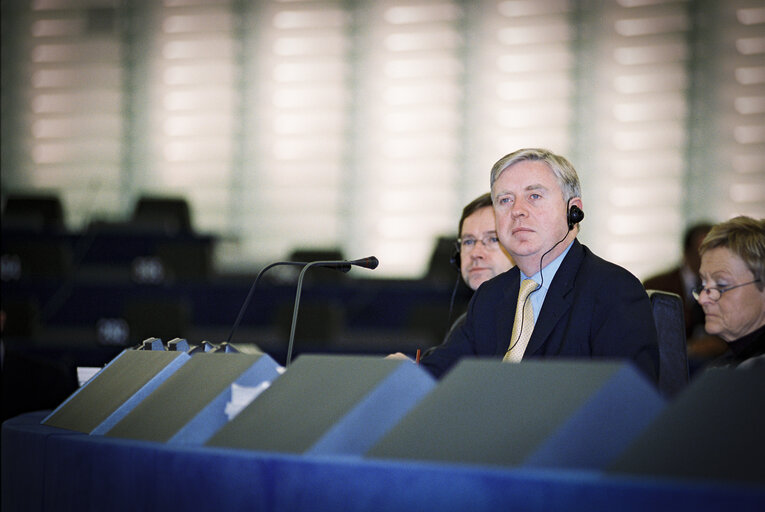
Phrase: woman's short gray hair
[{"left": 700, "top": 216, "right": 765, "bottom": 290}]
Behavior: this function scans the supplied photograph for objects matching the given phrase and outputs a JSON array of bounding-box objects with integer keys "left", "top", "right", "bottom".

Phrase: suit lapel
[{"left": 523, "top": 239, "right": 584, "bottom": 356}]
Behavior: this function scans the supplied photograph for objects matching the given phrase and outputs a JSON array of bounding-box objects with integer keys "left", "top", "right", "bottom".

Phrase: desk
[{"left": 3, "top": 411, "right": 763, "bottom": 512}]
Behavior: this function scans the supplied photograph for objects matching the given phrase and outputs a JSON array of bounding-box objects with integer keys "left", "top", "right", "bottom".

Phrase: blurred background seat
[
  {"left": 647, "top": 289, "right": 690, "bottom": 398},
  {"left": 2, "top": 193, "right": 64, "bottom": 231},
  {"left": 284, "top": 248, "right": 347, "bottom": 283},
  {"left": 425, "top": 236, "right": 459, "bottom": 285},
  {"left": 131, "top": 196, "right": 192, "bottom": 234}
]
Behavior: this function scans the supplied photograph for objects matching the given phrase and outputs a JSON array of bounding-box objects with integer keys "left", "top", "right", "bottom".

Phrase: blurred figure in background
[
  {"left": 643, "top": 222, "right": 727, "bottom": 369},
  {"left": 455, "top": 193, "right": 516, "bottom": 292},
  {"left": 694, "top": 216, "right": 765, "bottom": 369}
]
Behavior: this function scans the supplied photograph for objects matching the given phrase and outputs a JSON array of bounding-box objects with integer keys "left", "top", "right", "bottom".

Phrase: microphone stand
[
  {"left": 285, "top": 257, "right": 378, "bottom": 366},
  {"left": 226, "top": 261, "right": 307, "bottom": 344}
]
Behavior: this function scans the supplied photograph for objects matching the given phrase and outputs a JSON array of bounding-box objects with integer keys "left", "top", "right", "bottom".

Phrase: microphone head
[
  {"left": 309, "top": 257, "right": 379, "bottom": 272},
  {"left": 352, "top": 256, "right": 379, "bottom": 270}
]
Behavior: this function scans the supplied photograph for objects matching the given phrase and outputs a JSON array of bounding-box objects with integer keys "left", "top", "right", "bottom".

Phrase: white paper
[
  {"left": 224, "top": 381, "right": 271, "bottom": 420},
  {"left": 77, "top": 366, "right": 101, "bottom": 387}
]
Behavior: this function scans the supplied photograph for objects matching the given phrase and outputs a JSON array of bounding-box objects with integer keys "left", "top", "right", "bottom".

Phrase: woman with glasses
[{"left": 694, "top": 216, "right": 765, "bottom": 368}]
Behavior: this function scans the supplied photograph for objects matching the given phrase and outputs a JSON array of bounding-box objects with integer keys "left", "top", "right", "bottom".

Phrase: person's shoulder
[
  {"left": 578, "top": 243, "right": 642, "bottom": 285},
  {"left": 643, "top": 267, "right": 682, "bottom": 289},
  {"left": 476, "top": 265, "right": 517, "bottom": 294}
]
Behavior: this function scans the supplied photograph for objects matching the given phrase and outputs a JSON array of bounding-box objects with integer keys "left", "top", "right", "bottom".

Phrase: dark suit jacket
[{"left": 421, "top": 239, "right": 660, "bottom": 382}]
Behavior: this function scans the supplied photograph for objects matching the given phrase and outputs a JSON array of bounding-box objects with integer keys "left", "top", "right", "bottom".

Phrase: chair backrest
[
  {"left": 425, "top": 236, "right": 459, "bottom": 284},
  {"left": 3, "top": 193, "right": 64, "bottom": 230},
  {"left": 647, "top": 289, "right": 689, "bottom": 397},
  {"left": 131, "top": 197, "right": 192, "bottom": 233},
  {"left": 287, "top": 248, "right": 347, "bottom": 282}
]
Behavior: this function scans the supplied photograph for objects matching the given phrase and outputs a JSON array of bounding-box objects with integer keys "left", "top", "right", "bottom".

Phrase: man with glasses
[
  {"left": 454, "top": 193, "right": 515, "bottom": 291},
  {"left": 695, "top": 216, "right": 765, "bottom": 368},
  {"left": 388, "top": 193, "right": 514, "bottom": 362}
]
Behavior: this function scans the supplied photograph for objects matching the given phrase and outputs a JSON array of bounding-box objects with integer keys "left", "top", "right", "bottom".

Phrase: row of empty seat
[{"left": 3, "top": 194, "right": 193, "bottom": 233}]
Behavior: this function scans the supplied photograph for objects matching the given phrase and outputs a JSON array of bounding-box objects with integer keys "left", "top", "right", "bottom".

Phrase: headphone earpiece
[
  {"left": 567, "top": 204, "right": 584, "bottom": 230},
  {"left": 450, "top": 248, "right": 461, "bottom": 269}
]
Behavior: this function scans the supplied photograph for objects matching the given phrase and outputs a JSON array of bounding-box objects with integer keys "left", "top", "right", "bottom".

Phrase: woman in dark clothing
[{"left": 694, "top": 216, "right": 765, "bottom": 369}]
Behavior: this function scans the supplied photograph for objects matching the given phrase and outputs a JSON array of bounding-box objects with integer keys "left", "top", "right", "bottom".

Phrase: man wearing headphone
[
  {"left": 387, "top": 193, "right": 515, "bottom": 363},
  {"left": 420, "top": 148, "right": 660, "bottom": 382},
  {"left": 453, "top": 192, "right": 515, "bottom": 292}
]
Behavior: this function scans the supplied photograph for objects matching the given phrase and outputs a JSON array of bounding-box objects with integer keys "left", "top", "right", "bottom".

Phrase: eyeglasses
[
  {"left": 457, "top": 235, "right": 500, "bottom": 252},
  {"left": 692, "top": 279, "right": 761, "bottom": 302}
]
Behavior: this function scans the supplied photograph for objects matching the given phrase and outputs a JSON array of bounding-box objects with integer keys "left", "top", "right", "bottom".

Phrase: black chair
[
  {"left": 425, "top": 236, "right": 459, "bottom": 284},
  {"left": 647, "top": 289, "right": 690, "bottom": 398},
  {"left": 2, "top": 193, "right": 64, "bottom": 230},
  {"left": 287, "top": 248, "right": 347, "bottom": 282},
  {"left": 288, "top": 249, "right": 344, "bottom": 262},
  {"left": 131, "top": 197, "right": 192, "bottom": 233}
]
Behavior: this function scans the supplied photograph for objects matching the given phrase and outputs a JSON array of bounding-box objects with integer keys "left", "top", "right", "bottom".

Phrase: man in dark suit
[{"left": 420, "top": 148, "right": 660, "bottom": 382}]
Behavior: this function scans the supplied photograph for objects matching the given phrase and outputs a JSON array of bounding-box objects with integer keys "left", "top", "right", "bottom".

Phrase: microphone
[
  {"left": 285, "top": 256, "right": 378, "bottom": 366},
  {"left": 225, "top": 259, "right": 355, "bottom": 344},
  {"left": 338, "top": 256, "right": 379, "bottom": 271}
]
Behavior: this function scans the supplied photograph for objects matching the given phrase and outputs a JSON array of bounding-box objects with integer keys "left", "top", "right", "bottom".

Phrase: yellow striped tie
[{"left": 503, "top": 278, "right": 538, "bottom": 362}]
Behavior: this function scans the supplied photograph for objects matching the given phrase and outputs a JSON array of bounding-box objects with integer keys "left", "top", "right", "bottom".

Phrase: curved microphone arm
[
  {"left": 225, "top": 261, "right": 306, "bottom": 344},
  {"left": 285, "top": 256, "right": 378, "bottom": 366},
  {"left": 285, "top": 261, "right": 322, "bottom": 366}
]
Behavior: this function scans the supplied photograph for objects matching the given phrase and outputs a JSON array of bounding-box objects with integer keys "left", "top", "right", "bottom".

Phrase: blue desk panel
[{"left": 3, "top": 412, "right": 763, "bottom": 512}]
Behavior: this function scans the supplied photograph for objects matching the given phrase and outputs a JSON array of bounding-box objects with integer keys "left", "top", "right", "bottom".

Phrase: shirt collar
[{"left": 520, "top": 239, "right": 574, "bottom": 289}]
